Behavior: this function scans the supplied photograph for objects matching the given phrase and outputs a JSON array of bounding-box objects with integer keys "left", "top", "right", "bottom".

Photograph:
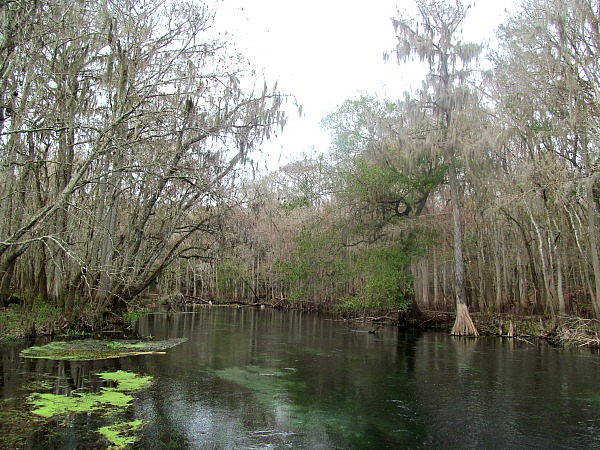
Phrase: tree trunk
[
  {"left": 493, "top": 219, "right": 503, "bottom": 312},
  {"left": 448, "top": 155, "right": 479, "bottom": 336},
  {"left": 433, "top": 248, "right": 440, "bottom": 309},
  {"left": 587, "top": 174, "right": 600, "bottom": 317},
  {"left": 452, "top": 303, "right": 479, "bottom": 337},
  {"left": 420, "top": 259, "right": 430, "bottom": 310}
]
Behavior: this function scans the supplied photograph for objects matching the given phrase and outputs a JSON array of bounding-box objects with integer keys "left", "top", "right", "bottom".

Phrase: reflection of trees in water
[
  {"left": 0, "top": 344, "right": 143, "bottom": 448},
  {"left": 134, "top": 308, "right": 430, "bottom": 448},
  {"left": 396, "top": 329, "right": 420, "bottom": 374},
  {"left": 412, "top": 334, "right": 600, "bottom": 448},
  {"left": 8, "top": 309, "right": 599, "bottom": 448}
]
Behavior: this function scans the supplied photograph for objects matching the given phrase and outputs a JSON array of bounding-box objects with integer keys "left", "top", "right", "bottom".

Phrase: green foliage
[
  {"left": 323, "top": 94, "right": 446, "bottom": 239},
  {"left": 347, "top": 156, "right": 446, "bottom": 220},
  {"left": 216, "top": 259, "right": 250, "bottom": 295},
  {"left": 315, "top": 93, "right": 447, "bottom": 312},
  {"left": 280, "top": 195, "right": 311, "bottom": 213},
  {"left": 57, "top": 328, "right": 88, "bottom": 338},
  {"left": 346, "top": 237, "right": 427, "bottom": 311},
  {"left": 122, "top": 310, "right": 143, "bottom": 324},
  {"left": 321, "top": 94, "right": 399, "bottom": 161},
  {"left": 276, "top": 225, "right": 351, "bottom": 302},
  {"left": 277, "top": 220, "right": 432, "bottom": 311},
  {"left": 277, "top": 153, "right": 332, "bottom": 214}
]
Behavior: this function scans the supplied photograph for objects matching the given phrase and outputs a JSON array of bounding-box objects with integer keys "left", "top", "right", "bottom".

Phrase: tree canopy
[{"left": 2, "top": 0, "right": 600, "bottom": 332}]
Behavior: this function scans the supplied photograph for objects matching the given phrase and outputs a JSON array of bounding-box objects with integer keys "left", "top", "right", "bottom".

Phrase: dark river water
[{"left": 2, "top": 306, "right": 600, "bottom": 449}]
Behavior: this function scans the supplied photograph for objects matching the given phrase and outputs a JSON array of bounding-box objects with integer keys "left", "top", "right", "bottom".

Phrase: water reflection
[
  {"left": 1, "top": 307, "right": 599, "bottom": 449},
  {"left": 412, "top": 334, "right": 600, "bottom": 449},
  {"left": 133, "top": 308, "right": 426, "bottom": 448}
]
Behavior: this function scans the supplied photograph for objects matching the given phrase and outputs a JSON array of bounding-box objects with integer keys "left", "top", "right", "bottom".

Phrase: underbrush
[
  {"left": 0, "top": 300, "right": 64, "bottom": 339},
  {"left": 549, "top": 316, "right": 600, "bottom": 348},
  {"left": 0, "top": 296, "right": 158, "bottom": 340}
]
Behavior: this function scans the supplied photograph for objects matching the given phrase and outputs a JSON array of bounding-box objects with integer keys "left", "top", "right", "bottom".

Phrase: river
[{"left": 1, "top": 306, "right": 599, "bottom": 449}]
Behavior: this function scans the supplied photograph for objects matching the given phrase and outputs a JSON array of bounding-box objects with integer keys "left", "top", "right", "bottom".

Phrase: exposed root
[{"left": 451, "top": 303, "right": 479, "bottom": 337}]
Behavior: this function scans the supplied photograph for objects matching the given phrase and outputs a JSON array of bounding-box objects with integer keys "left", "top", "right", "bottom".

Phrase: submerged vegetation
[{"left": 20, "top": 338, "right": 187, "bottom": 360}]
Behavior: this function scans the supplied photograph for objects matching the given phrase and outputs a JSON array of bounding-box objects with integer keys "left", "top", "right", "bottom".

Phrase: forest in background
[{"left": 1, "top": 0, "right": 600, "bottom": 336}]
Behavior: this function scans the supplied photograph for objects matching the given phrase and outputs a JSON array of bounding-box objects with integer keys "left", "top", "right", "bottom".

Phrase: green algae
[
  {"left": 28, "top": 389, "right": 132, "bottom": 418},
  {"left": 26, "top": 370, "right": 152, "bottom": 448},
  {"left": 20, "top": 338, "right": 187, "bottom": 360},
  {"left": 215, "top": 365, "right": 286, "bottom": 398},
  {"left": 98, "top": 370, "right": 153, "bottom": 391},
  {"left": 98, "top": 419, "right": 145, "bottom": 449},
  {"left": 213, "top": 364, "right": 389, "bottom": 443},
  {"left": 27, "top": 370, "right": 153, "bottom": 418},
  {"left": 581, "top": 390, "right": 600, "bottom": 402}
]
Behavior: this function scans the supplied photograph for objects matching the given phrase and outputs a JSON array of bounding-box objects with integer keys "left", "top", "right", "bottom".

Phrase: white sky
[{"left": 210, "top": 0, "right": 520, "bottom": 172}]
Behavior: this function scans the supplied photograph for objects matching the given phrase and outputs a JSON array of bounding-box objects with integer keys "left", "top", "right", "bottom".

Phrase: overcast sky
[{"left": 211, "top": 0, "right": 520, "bottom": 172}]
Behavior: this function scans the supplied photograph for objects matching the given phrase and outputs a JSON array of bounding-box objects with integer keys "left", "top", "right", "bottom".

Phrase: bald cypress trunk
[
  {"left": 391, "top": 0, "right": 482, "bottom": 335},
  {"left": 448, "top": 155, "right": 478, "bottom": 336}
]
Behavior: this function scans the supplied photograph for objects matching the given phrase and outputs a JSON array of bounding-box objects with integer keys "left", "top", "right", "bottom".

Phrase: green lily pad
[{"left": 20, "top": 338, "right": 187, "bottom": 360}]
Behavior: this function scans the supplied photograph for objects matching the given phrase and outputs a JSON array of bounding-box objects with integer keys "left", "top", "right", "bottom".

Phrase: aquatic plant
[
  {"left": 27, "top": 370, "right": 153, "bottom": 448},
  {"left": 98, "top": 370, "right": 154, "bottom": 391},
  {"left": 28, "top": 370, "right": 153, "bottom": 417},
  {"left": 20, "top": 338, "right": 187, "bottom": 360},
  {"left": 98, "top": 420, "right": 145, "bottom": 449},
  {"left": 28, "top": 389, "right": 132, "bottom": 418}
]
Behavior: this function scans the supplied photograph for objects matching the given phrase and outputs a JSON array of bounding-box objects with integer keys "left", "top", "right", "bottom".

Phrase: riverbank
[
  {"left": 269, "top": 301, "right": 600, "bottom": 349},
  {"left": 1, "top": 299, "right": 599, "bottom": 349},
  {"left": 359, "top": 309, "right": 600, "bottom": 349},
  {"left": 0, "top": 302, "right": 62, "bottom": 342},
  {"left": 0, "top": 301, "right": 144, "bottom": 343}
]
